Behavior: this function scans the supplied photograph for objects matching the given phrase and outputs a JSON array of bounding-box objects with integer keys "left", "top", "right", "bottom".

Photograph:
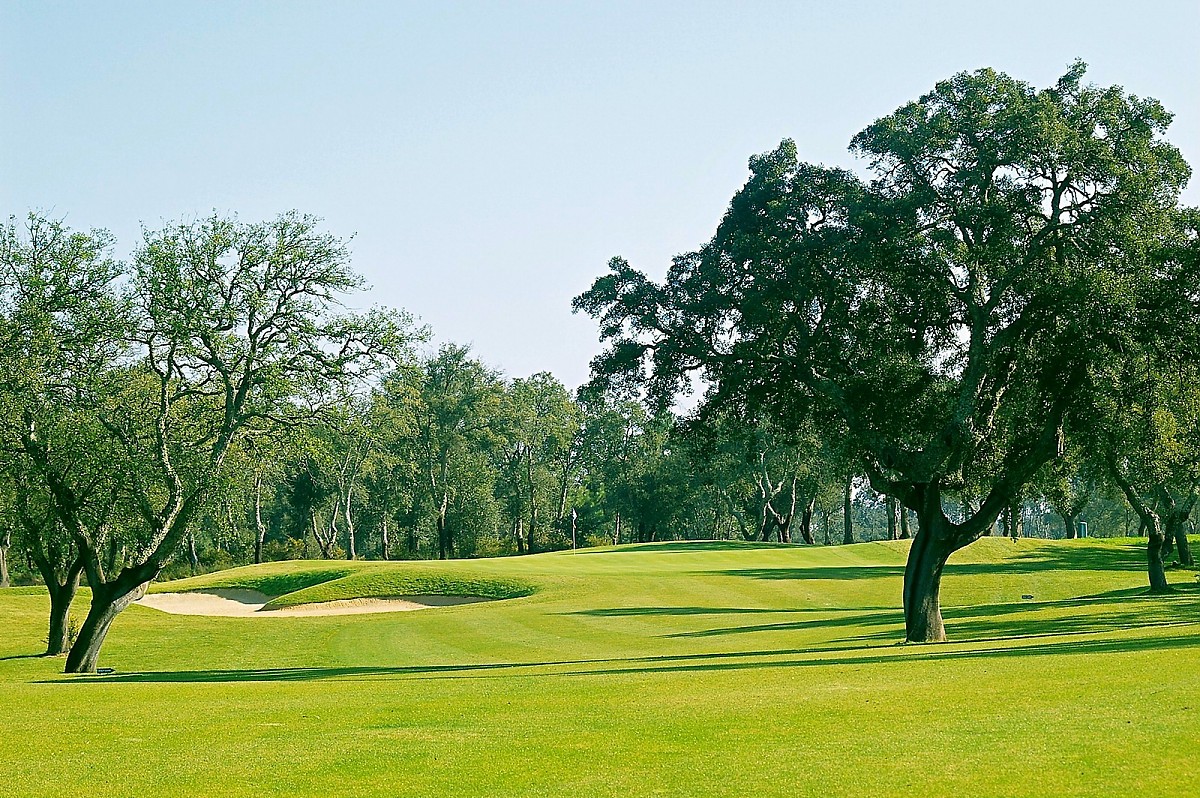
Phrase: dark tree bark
[
  {"left": 899, "top": 508, "right": 910, "bottom": 540},
  {"left": 30, "top": 549, "right": 84, "bottom": 656},
  {"left": 798, "top": 498, "right": 816, "bottom": 544},
  {"left": 65, "top": 574, "right": 151, "bottom": 674},
  {"left": 1061, "top": 512, "right": 1077, "bottom": 539},
  {"left": 888, "top": 481, "right": 1016, "bottom": 643},
  {"left": 186, "top": 530, "right": 200, "bottom": 574},
  {"left": 1005, "top": 503, "right": 1022, "bottom": 540},
  {"left": 886, "top": 497, "right": 899, "bottom": 540},
  {"left": 18, "top": 504, "right": 86, "bottom": 655},
  {"left": 759, "top": 514, "right": 776, "bottom": 542},
  {"left": 1147, "top": 522, "right": 1170, "bottom": 594},
  {"left": 842, "top": 475, "right": 853, "bottom": 545},
  {"left": 514, "top": 517, "right": 525, "bottom": 555},
  {"left": 1176, "top": 523, "right": 1194, "bottom": 567},
  {"left": 45, "top": 574, "right": 81, "bottom": 655},
  {"left": 1165, "top": 513, "right": 1193, "bottom": 567},
  {"left": 903, "top": 518, "right": 953, "bottom": 642},
  {"left": 436, "top": 495, "right": 450, "bottom": 560}
]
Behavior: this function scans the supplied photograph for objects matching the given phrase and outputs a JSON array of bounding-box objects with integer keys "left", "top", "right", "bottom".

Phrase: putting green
[{"left": 2, "top": 537, "right": 1197, "bottom": 797}]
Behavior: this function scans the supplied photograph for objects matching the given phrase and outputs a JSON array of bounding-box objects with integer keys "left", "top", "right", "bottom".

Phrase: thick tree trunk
[
  {"left": 30, "top": 548, "right": 85, "bottom": 656},
  {"left": 902, "top": 510, "right": 954, "bottom": 643},
  {"left": 760, "top": 509, "right": 775, "bottom": 542},
  {"left": 1164, "top": 514, "right": 1193, "bottom": 567},
  {"left": 887, "top": 497, "right": 898, "bottom": 540},
  {"left": 1176, "top": 525, "right": 1194, "bottom": 567},
  {"left": 842, "top": 476, "right": 854, "bottom": 545},
  {"left": 64, "top": 579, "right": 150, "bottom": 673},
  {"left": 799, "top": 498, "right": 815, "bottom": 545},
  {"left": 1147, "top": 524, "right": 1170, "bottom": 594},
  {"left": 777, "top": 514, "right": 792, "bottom": 543},
  {"left": 899, "top": 509, "right": 911, "bottom": 540},
  {"left": 46, "top": 578, "right": 80, "bottom": 655},
  {"left": 1062, "top": 512, "right": 1077, "bottom": 540}
]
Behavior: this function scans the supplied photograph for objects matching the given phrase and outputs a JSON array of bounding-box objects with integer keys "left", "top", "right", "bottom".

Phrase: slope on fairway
[{"left": 1, "top": 537, "right": 1198, "bottom": 798}]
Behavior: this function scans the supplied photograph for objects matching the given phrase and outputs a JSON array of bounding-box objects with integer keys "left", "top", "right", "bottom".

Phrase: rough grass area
[
  {"left": 2, "top": 536, "right": 1199, "bottom": 797},
  {"left": 152, "top": 560, "right": 537, "bottom": 608}
]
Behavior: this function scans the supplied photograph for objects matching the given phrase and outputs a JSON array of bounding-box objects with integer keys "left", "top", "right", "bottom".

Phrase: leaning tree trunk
[
  {"left": 64, "top": 577, "right": 151, "bottom": 673},
  {"left": 902, "top": 510, "right": 956, "bottom": 643},
  {"left": 759, "top": 508, "right": 775, "bottom": 542}
]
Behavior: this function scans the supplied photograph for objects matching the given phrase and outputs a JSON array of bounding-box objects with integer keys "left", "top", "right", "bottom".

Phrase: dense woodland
[{"left": 3, "top": 62, "right": 1199, "bottom": 671}]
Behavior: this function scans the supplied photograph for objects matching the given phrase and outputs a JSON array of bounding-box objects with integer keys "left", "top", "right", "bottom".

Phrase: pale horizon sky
[{"left": 3, "top": 1, "right": 1198, "bottom": 388}]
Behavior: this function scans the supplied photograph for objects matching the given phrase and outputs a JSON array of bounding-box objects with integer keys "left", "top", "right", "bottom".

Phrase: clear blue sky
[{"left": 3, "top": 1, "right": 1197, "bottom": 388}]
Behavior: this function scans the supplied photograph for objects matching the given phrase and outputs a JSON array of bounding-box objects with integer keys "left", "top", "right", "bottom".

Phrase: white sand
[{"left": 136, "top": 588, "right": 493, "bottom": 617}]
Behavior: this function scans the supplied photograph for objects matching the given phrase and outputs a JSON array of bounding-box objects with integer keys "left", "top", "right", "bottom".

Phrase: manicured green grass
[
  {"left": 2, "top": 536, "right": 1199, "bottom": 797},
  {"left": 154, "top": 560, "right": 537, "bottom": 608}
]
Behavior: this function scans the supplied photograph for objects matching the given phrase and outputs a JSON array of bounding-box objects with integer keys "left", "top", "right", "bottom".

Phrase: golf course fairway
[{"left": 2, "top": 537, "right": 1198, "bottom": 797}]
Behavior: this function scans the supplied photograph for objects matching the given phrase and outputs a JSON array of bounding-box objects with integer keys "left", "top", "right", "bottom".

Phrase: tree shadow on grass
[
  {"left": 553, "top": 630, "right": 1200, "bottom": 679},
  {"left": 705, "top": 545, "right": 1148, "bottom": 583},
  {"left": 657, "top": 588, "right": 1200, "bottom": 640},
  {"left": 46, "top": 625, "right": 1200, "bottom": 684},
  {"left": 568, "top": 605, "right": 896, "bottom": 617}
]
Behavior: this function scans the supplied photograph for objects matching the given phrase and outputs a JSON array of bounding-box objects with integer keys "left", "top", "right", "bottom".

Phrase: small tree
[{"left": 16, "top": 212, "right": 416, "bottom": 673}]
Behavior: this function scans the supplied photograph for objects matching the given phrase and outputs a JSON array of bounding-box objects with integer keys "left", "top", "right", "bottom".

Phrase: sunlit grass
[{"left": 2, "top": 536, "right": 1197, "bottom": 797}]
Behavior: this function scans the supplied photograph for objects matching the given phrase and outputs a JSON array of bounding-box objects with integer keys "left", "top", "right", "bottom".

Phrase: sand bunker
[{"left": 136, "top": 588, "right": 493, "bottom": 617}]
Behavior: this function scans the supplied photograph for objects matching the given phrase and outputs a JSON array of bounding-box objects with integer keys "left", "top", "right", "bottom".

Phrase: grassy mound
[{"left": 152, "top": 559, "right": 538, "bottom": 609}]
